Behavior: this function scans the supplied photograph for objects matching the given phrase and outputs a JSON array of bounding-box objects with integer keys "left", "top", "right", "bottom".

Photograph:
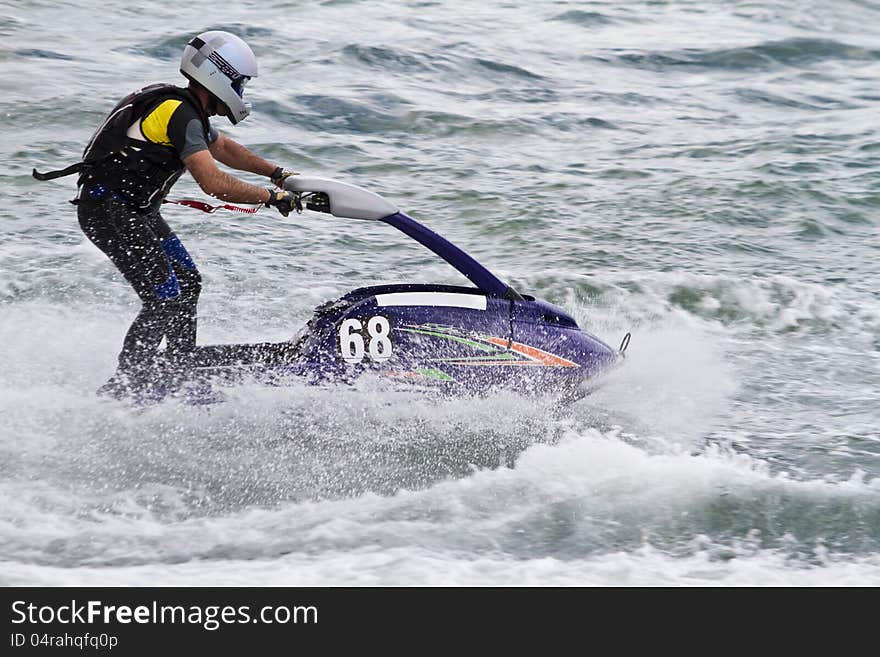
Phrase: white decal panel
[{"left": 375, "top": 292, "right": 487, "bottom": 310}]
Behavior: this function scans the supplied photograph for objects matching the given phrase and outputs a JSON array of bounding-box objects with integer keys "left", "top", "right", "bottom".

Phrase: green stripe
[
  {"left": 399, "top": 327, "right": 497, "bottom": 352},
  {"left": 430, "top": 353, "right": 516, "bottom": 362},
  {"left": 414, "top": 368, "right": 455, "bottom": 381}
]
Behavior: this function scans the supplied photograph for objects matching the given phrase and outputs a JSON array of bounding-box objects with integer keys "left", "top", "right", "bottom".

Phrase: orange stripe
[
  {"left": 485, "top": 338, "right": 579, "bottom": 368},
  {"left": 451, "top": 361, "right": 547, "bottom": 367}
]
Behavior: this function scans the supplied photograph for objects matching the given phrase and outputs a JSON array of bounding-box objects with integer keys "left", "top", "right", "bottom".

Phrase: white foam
[
  {"left": 7, "top": 546, "right": 880, "bottom": 587},
  {"left": 2, "top": 429, "right": 878, "bottom": 585}
]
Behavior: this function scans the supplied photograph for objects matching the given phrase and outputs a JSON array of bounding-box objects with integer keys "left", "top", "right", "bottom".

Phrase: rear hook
[{"left": 618, "top": 332, "right": 631, "bottom": 356}]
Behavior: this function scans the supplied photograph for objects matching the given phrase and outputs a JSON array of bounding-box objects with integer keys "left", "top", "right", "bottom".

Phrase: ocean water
[{"left": 1, "top": 0, "right": 878, "bottom": 586}]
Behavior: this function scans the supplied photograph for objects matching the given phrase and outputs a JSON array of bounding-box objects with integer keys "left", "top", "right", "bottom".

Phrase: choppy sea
[{"left": 1, "top": 0, "right": 879, "bottom": 585}]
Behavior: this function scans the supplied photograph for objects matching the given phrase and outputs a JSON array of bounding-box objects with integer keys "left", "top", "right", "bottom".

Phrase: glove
[
  {"left": 270, "top": 166, "right": 298, "bottom": 188},
  {"left": 265, "top": 189, "right": 302, "bottom": 217}
]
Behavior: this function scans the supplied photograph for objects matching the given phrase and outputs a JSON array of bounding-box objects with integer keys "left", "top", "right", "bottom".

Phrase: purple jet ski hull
[{"left": 285, "top": 282, "right": 619, "bottom": 395}]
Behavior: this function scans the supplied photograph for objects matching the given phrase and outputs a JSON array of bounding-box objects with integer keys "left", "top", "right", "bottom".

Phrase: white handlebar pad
[{"left": 282, "top": 176, "right": 399, "bottom": 221}]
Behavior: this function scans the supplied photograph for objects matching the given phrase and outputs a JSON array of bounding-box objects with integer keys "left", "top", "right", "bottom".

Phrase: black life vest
[{"left": 33, "top": 83, "right": 211, "bottom": 210}]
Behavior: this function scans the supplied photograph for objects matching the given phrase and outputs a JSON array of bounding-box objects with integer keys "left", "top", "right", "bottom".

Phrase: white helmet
[{"left": 180, "top": 30, "right": 258, "bottom": 125}]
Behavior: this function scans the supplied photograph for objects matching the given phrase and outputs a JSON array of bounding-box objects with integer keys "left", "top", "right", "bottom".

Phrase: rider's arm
[
  {"left": 183, "top": 150, "right": 272, "bottom": 205},
  {"left": 209, "top": 132, "right": 277, "bottom": 178},
  {"left": 163, "top": 104, "right": 272, "bottom": 204}
]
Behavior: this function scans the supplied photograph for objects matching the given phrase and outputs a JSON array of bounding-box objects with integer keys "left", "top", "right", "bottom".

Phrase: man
[{"left": 34, "top": 30, "right": 299, "bottom": 397}]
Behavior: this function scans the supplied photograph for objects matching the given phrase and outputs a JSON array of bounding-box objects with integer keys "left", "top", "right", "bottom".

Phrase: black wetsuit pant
[{"left": 77, "top": 198, "right": 201, "bottom": 379}]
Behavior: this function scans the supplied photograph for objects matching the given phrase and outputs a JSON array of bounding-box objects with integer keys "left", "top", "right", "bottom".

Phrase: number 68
[{"left": 339, "top": 316, "right": 393, "bottom": 364}]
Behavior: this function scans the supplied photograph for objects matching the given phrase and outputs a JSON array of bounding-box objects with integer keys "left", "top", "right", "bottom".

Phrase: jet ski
[{"left": 120, "top": 177, "right": 630, "bottom": 402}]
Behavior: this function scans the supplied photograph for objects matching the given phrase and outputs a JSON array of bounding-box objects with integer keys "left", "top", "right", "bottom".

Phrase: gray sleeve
[{"left": 178, "top": 118, "right": 212, "bottom": 160}]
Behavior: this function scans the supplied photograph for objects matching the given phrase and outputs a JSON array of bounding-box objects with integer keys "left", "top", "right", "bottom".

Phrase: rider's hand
[
  {"left": 270, "top": 166, "right": 298, "bottom": 188},
  {"left": 265, "top": 189, "right": 302, "bottom": 217}
]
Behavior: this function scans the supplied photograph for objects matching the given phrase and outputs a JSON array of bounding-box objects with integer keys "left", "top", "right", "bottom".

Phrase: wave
[
  {"left": 590, "top": 38, "right": 880, "bottom": 72},
  {"left": 8, "top": 544, "right": 880, "bottom": 586},
  {"left": 341, "top": 43, "right": 544, "bottom": 81},
  {"left": 508, "top": 268, "right": 880, "bottom": 341},
  {"left": 550, "top": 10, "right": 618, "bottom": 28},
  {"left": 262, "top": 93, "right": 538, "bottom": 137},
  {"left": 12, "top": 49, "right": 75, "bottom": 61},
  {"left": 121, "top": 26, "right": 276, "bottom": 61},
  {"left": 2, "top": 427, "right": 878, "bottom": 576}
]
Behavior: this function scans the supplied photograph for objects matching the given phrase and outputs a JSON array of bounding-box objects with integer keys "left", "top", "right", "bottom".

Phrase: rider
[{"left": 34, "top": 30, "right": 300, "bottom": 396}]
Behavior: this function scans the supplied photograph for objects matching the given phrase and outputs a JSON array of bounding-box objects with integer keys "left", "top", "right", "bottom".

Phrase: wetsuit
[{"left": 74, "top": 86, "right": 219, "bottom": 381}]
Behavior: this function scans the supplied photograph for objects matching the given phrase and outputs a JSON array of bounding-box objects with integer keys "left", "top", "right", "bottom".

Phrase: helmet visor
[{"left": 231, "top": 76, "right": 249, "bottom": 98}]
